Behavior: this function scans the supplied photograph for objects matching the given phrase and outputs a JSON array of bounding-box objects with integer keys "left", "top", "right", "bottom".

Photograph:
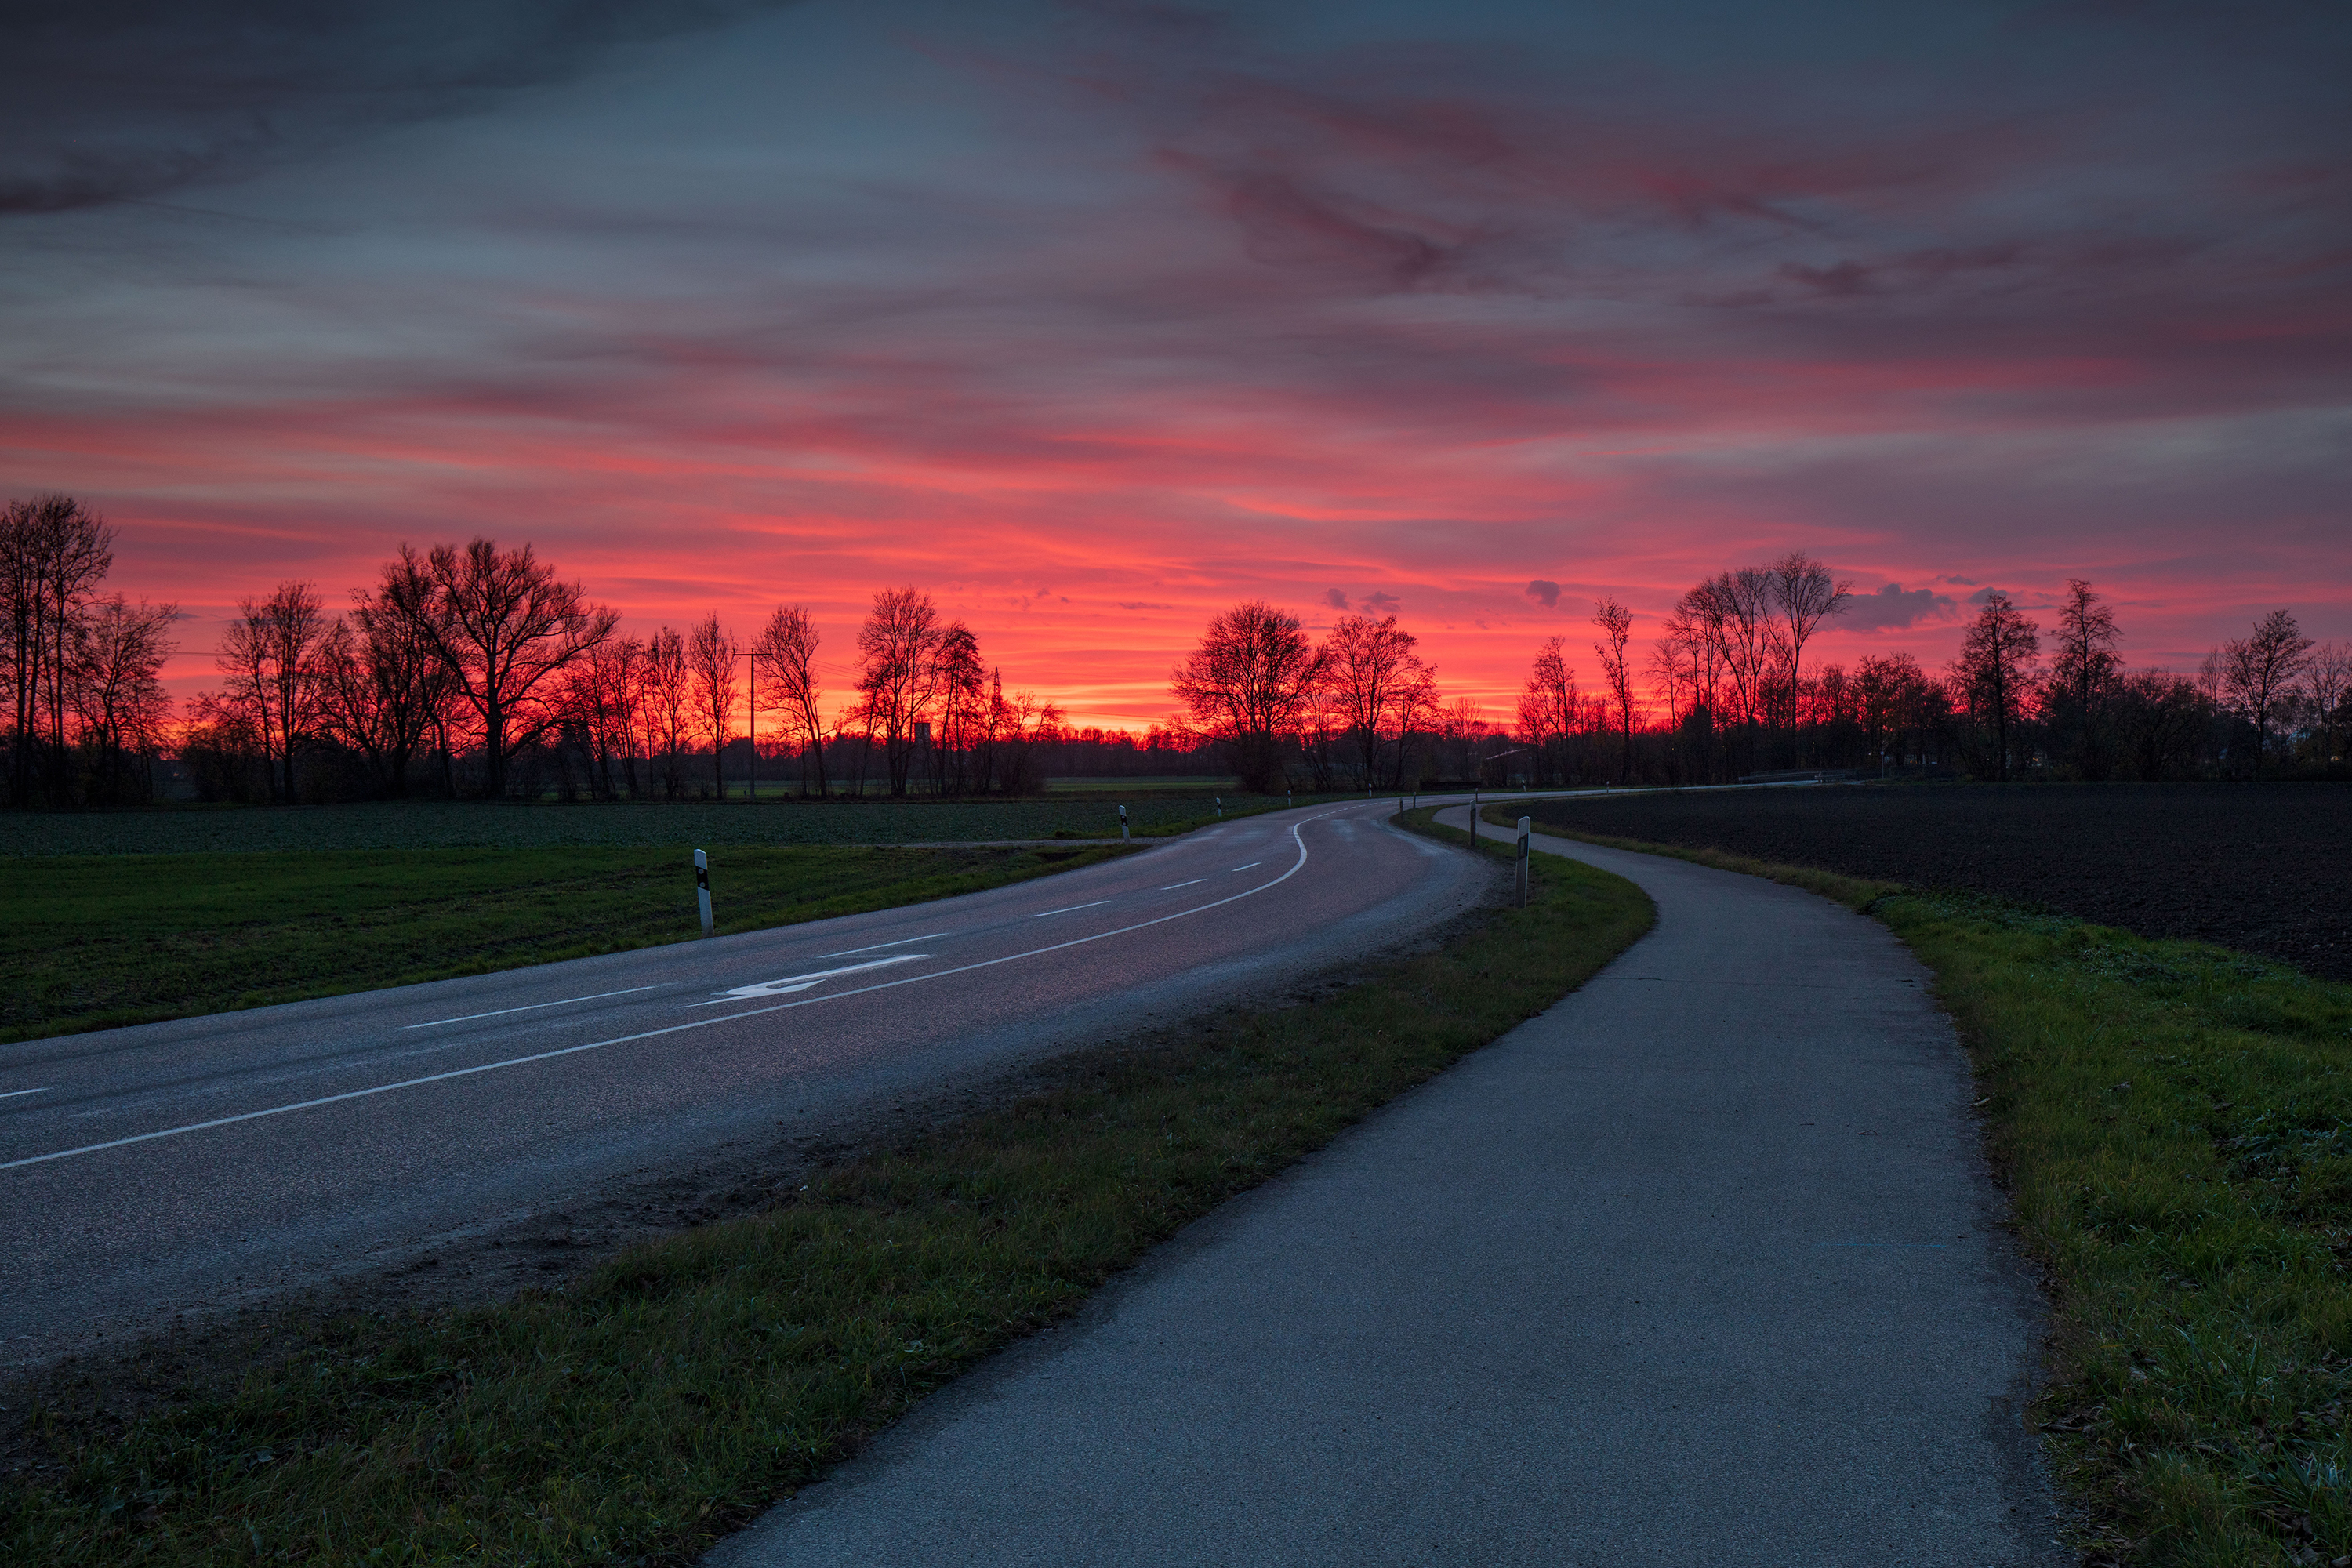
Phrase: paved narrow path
[{"left": 710, "top": 819, "right": 2060, "bottom": 1566}]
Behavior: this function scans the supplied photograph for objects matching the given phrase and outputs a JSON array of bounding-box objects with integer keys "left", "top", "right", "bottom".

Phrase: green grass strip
[
  {"left": 0, "top": 844, "right": 1131, "bottom": 1046},
  {"left": 1512, "top": 817, "right": 2352, "bottom": 1567},
  {"left": 2, "top": 815, "right": 1652, "bottom": 1566}
]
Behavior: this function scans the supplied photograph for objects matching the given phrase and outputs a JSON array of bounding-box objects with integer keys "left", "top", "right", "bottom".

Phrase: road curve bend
[{"left": 0, "top": 799, "right": 1488, "bottom": 1365}]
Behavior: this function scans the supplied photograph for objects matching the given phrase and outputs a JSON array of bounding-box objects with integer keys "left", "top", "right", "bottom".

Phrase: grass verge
[
  {"left": 0, "top": 844, "right": 1129, "bottom": 1045},
  {"left": 1511, "top": 814, "right": 2352, "bottom": 1567},
  {"left": 2, "top": 815, "right": 1652, "bottom": 1566}
]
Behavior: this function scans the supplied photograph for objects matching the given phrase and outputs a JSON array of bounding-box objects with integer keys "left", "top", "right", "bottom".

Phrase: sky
[{"left": 2, "top": 0, "right": 2346, "bottom": 730}]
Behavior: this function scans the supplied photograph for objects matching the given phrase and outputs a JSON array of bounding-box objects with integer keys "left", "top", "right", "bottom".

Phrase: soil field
[{"left": 1524, "top": 782, "right": 2352, "bottom": 982}]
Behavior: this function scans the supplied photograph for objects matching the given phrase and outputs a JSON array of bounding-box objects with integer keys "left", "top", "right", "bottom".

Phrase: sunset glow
[{"left": 4, "top": 1, "right": 2345, "bottom": 730}]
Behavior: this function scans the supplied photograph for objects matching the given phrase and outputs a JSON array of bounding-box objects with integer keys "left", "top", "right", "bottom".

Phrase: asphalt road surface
[
  {"left": 711, "top": 811, "right": 2059, "bottom": 1566},
  {"left": 0, "top": 799, "right": 1489, "bottom": 1367}
]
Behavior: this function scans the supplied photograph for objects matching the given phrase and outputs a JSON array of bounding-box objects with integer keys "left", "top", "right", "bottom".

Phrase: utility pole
[{"left": 736, "top": 650, "right": 760, "bottom": 803}]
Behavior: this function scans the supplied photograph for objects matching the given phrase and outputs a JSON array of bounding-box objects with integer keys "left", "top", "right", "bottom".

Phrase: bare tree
[
  {"left": 931, "top": 622, "right": 987, "bottom": 795},
  {"left": 2115, "top": 669, "right": 2209, "bottom": 781},
  {"left": 1323, "top": 614, "right": 1425, "bottom": 789},
  {"left": 1298, "top": 670, "right": 1345, "bottom": 791},
  {"left": 1951, "top": 592, "right": 2041, "bottom": 781},
  {"left": 1688, "top": 568, "right": 1776, "bottom": 745},
  {"left": 2, "top": 494, "right": 115, "bottom": 805},
  {"left": 217, "top": 580, "right": 330, "bottom": 804},
  {"left": 856, "top": 586, "right": 942, "bottom": 797},
  {"left": 1768, "top": 551, "right": 1851, "bottom": 761},
  {"left": 2307, "top": 641, "right": 2350, "bottom": 768},
  {"left": 1171, "top": 601, "right": 1320, "bottom": 793},
  {"left": 554, "top": 636, "right": 644, "bottom": 799},
  {"left": 1592, "top": 596, "right": 1638, "bottom": 783},
  {"left": 753, "top": 604, "right": 827, "bottom": 797},
  {"left": 641, "top": 626, "right": 691, "bottom": 798},
  {"left": 380, "top": 539, "right": 618, "bottom": 798},
  {"left": 688, "top": 613, "right": 740, "bottom": 798},
  {"left": 1519, "top": 637, "right": 1577, "bottom": 785},
  {"left": 321, "top": 554, "right": 460, "bottom": 798},
  {"left": 2223, "top": 609, "right": 2316, "bottom": 779},
  {"left": 71, "top": 593, "right": 176, "bottom": 803},
  {"left": 2045, "top": 578, "right": 2124, "bottom": 777}
]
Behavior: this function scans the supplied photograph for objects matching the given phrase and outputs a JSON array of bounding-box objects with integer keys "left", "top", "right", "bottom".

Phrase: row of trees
[
  {"left": 1951, "top": 586, "right": 2343, "bottom": 782},
  {"left": 1171, "top": 566, "right": 2349, "bottom": 792},
  {"left": 7, "top": 493, "right": 2343, "bottom": 808},
  {"left": 2, "top": 496, "right": 177, "bottom": 808},
  {"left": 180, "top": 543, "right": 1073, "bottom": 804}
]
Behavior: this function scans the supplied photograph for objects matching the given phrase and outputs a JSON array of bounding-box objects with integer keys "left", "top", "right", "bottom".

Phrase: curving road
[{"left": 0, "top": 799, "right": 1492, "bottom": 1367}]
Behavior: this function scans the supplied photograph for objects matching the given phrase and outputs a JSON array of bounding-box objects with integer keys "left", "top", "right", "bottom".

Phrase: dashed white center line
[
  {"left": 405, "top": 985, "right": 668, "bottom": 1030},
  {"left": 819, "top": 933, "right": 946, "bottom": 958},
  {"left": 1032, "top": 900, "right": 1110, "bottom": 918},
  {"left": 1230, "top": 862, "right": 1261, "bottom": 872},
  {"left": 0, "top": 1087, "right": 51, "bottom": 1101},
  {"left": 1160, "top": 879, "right": 1206, "bottom": 891}
]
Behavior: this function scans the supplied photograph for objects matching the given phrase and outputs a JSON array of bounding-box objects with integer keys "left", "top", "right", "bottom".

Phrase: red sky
[{"left": 4, "top": 1, "right": 2346, "bottom": 730}]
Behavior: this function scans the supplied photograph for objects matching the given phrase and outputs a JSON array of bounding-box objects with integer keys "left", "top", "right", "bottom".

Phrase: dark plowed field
[{"left": 1526, "top": 783, "right": 2352, "bottom": 982}]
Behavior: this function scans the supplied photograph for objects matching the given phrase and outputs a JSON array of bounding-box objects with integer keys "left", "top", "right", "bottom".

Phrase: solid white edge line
[
  {"left": 402, "top": 984, "right": 668, "bottom": 1030},
  {"left": 2, "top": 811, "right": 1337, "bottom": 1174},
  {"left": 0, "top": 1087, "right": 50, "bottom": 1100},
  {"left": 1030, "top": 900, "right": 1110, "bottom": 917}
]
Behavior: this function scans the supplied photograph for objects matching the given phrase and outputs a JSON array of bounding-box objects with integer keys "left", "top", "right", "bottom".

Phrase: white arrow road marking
[{"left": 696, "top": 954, "right": 927, "bottom": 1004}]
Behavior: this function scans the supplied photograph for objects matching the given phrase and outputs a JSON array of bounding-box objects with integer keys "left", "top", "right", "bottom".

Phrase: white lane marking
[
  {"left": 818, "top": 933, "right": 946, "bottom": 958},
  {"left": 1, "top": 1087, "right": 50, "bottom": 1100},
  {"left": 0, "top": 811, "right": 1337, "bottom": 1174},
  {"left": 1160, "top": 879, "right": 1206, "bottom": 891},
  {"left": 1230, "top": 862, "right": 1260, "bottom": 872},
  {"left": 1031, "top": 900, "right": 1110, "bottom": 917},
  {"left": 692, "top": 955, "right": 926, "bottom": 1004},
  {"left": 404, "top": 985, "right": 667, "bottom": 1030}
]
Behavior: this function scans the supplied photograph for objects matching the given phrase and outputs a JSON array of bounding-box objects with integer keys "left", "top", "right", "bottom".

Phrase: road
[
  {"left": 713, "top": 809, "right": 2057, "bottom": 1566},
  {"left": 0, "top": 798, "right": 1488, "bottom": 1367}
]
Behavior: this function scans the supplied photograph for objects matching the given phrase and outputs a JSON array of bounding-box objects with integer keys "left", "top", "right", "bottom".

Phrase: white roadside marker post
[
  {"left": 1215, "top": 797, "right": 1223, "bottom": 819},
  {"left": 695, "top": 849, "right": 714, "bottom": 937},
  {"left": 1515, "top": 816, "right": 1532, "bottom": 908},
  {"left": 1470, "top": 787, "right": 1479, "bottom": 848},
  {"left": 1119, "top": 804, "right": 1129, "bottom": 843}
]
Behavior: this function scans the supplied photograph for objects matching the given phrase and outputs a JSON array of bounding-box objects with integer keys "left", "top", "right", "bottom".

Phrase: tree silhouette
[
  {"left": 1952, "top": 593, "right": 2041, "bottom": 781},
  {"left": 1172, "top": 601, "right": 1319, "bottom": 793}
]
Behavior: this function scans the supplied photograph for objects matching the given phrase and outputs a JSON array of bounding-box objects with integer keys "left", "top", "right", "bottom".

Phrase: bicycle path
[{"left": 708, "top": 817, "right": 2060, "bottom": 1566}]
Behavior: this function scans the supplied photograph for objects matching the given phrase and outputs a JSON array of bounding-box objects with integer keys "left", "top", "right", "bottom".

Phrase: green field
[
  {"left": 0, "top": 796, "right": 1312, "bottom": 859},
  {"left": 1041, "top": 776, "right": 1240, "bottom": 793},
  {"left": 2, "top": 820, "right": 1653, "bottom": 1566},
  {"left": 0, "top": 843, "right": 1129, "bottom": 1046},
  {"left": 1505, "top": 811, "right": 2352, "bottom": 1566}
]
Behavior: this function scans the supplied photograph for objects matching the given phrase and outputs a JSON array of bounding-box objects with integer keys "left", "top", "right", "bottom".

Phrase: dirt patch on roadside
[{"left": 1526, "top": 782, "right": 2352, "bottom": 980}]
